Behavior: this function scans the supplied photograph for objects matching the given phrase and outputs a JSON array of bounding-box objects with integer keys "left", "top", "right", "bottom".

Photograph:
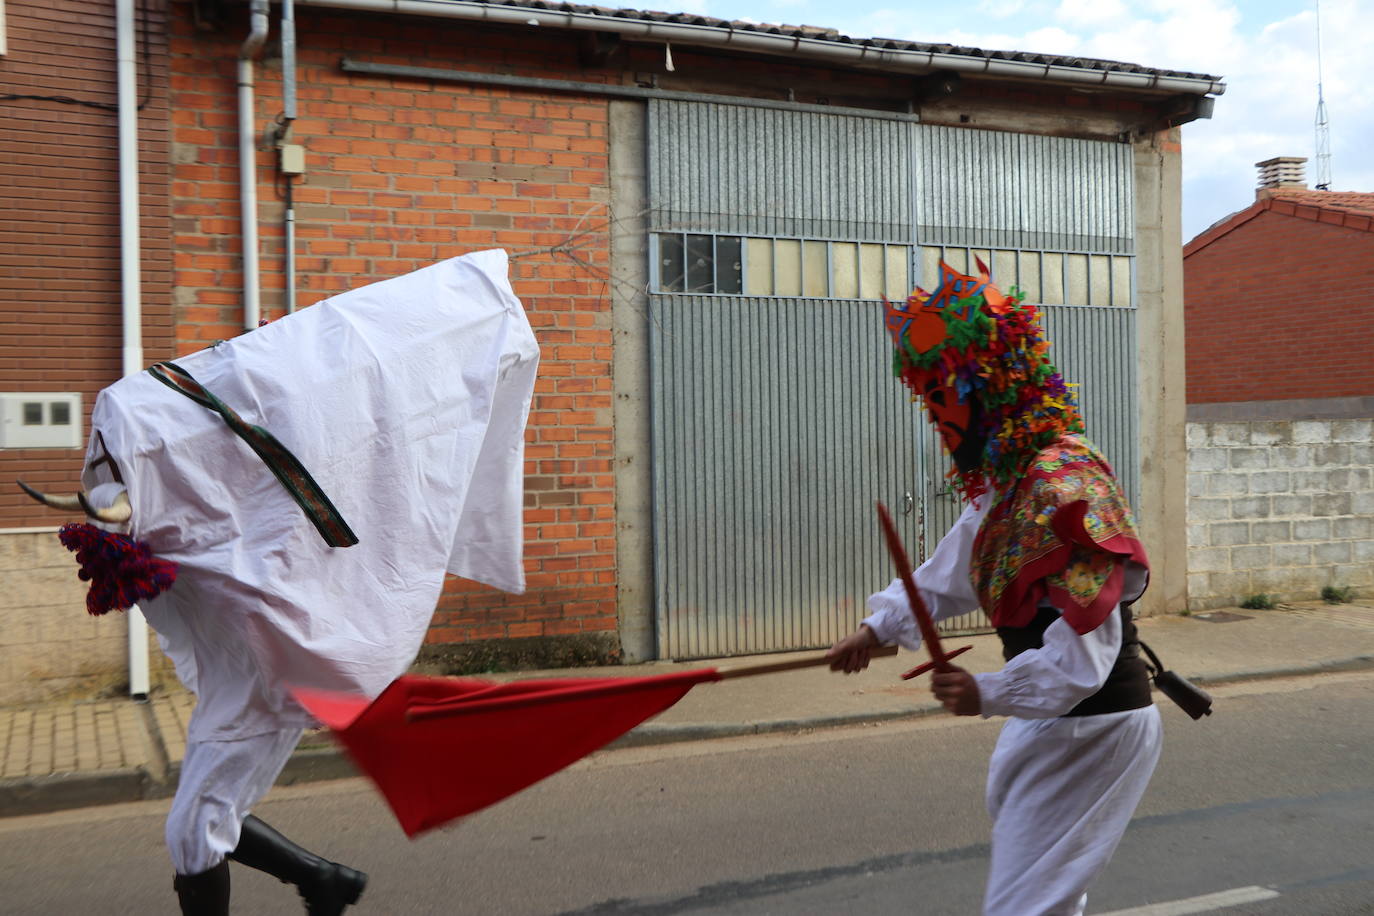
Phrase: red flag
[
  {"left": 292, "top": 669, "right": 720, "bottom": 836},
  {"left": 292, "top": 648, "right": 898, "bottom": 836}
]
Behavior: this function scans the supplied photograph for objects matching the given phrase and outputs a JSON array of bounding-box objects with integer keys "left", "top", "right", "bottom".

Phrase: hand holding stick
[{"left": 875, "top": 502, "right": 973, "bottom": 680}]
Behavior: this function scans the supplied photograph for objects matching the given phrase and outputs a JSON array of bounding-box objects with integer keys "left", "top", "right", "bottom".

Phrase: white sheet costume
[
  {"left": 863, "top": 499, "right": 1161, "bottom": 916},
  {"left": 80, "top": 250, "right": 539, "bottom": 874}
]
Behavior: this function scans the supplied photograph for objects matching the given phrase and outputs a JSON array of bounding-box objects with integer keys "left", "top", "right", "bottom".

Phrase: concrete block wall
[
  {"left": 1186, "top": 417, "right": 1373, "bottom": 610},
  {"left": 0, "top": 531, "right": 174, "bottom": 705}
]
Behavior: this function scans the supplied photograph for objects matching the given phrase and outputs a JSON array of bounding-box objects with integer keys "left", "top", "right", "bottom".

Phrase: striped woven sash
[{"left": 148, "top": 361, "right": 359, "bottom": 548}]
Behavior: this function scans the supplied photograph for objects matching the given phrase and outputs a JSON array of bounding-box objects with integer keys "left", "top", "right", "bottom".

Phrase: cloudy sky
[{"left": 666, "top": 0, "right": 1371, "bottom": 242}]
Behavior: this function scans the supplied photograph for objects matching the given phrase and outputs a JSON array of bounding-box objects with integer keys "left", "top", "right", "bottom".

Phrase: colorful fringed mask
[{"left": 884, "top": 258, "right": 1083, "bottom": 501}]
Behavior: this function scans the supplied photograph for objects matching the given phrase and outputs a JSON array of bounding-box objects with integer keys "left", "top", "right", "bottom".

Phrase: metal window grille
[{"left": 651, "top": 232, "right": 911, "bottom": 301}]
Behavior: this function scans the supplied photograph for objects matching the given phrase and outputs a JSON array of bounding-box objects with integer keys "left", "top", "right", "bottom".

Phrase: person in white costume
[
  {"left": 21, "top": 250, "right": 539, "bottom": 915},
  {"left": 827, "top": 259, "right": 1161, "bottom": 916}
]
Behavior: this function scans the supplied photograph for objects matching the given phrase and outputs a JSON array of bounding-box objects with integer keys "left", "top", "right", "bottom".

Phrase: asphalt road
[{"left": 1, "top": 670, "right": 1372, "bottom": 915}]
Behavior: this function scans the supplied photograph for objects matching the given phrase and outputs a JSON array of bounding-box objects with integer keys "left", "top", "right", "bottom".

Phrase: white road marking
[{"left": 1096, "top": 885, "right": 1281, "bottom": 916}]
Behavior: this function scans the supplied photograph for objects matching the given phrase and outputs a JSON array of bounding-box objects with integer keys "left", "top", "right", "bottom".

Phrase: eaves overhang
[{"left": 291, "top": 0, "right": 1227, "bottom": 97}]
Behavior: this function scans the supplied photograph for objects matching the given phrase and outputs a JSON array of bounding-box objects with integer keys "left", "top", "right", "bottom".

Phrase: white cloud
[
  {"left": 977, "top": 0, "right": 1029, "bottom": 17},
  {"left": 1055, "top": 0, "right": 1130, "bottom": 29},
  {"left": 1180, "top": 0, "right": 1374, "bottom": 235},
  {"left": 852, "top": 8, "right": 935, "bottom": 40},
  {"left": 1021, "top": 26, "right": 1080, "bottom": 54},
  {"left": 1065, "top": 0, "right": 1242, "bottom": 73}
]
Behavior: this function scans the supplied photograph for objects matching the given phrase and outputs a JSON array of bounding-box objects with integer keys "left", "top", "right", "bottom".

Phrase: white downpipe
[
  {"left": 282, "top": 0, "right": 298, "bottom": 314},
  {"left": 116, "top": 0, "right": 150, "bottom": 699},
  {"left": 239, "top": 0, "right": 270, "bottom": 330}
]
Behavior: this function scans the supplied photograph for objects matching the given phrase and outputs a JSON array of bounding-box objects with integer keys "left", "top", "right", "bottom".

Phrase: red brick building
[
  {"left": 1184, "top": 157, "right": 1374, "bottom": 407},
  {"left": 1181, "top": 157, "right": 1373, "bottom": 611},
  {"left": 2, "top": 0, "right": 1218, "bottom": 701}
]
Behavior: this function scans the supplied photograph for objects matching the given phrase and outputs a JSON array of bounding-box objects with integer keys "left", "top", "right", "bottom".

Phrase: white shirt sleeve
[
  {"left": 974, "top": 610, "right": 1122, "bottom": 719},
  {"left": 862, "top": 499, "right": 989, "bottom": 651},
  {"left": 972, "top": 560, "right": 1147, "bottom": 719}
]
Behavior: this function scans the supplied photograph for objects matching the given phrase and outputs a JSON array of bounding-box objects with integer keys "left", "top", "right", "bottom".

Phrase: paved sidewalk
[{"left": 2, "top": 601, "right": 1373, "bottom": 818}]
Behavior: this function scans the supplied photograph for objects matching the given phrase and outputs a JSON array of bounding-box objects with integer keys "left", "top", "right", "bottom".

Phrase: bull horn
[
  {"left": 17, "top": 480, "right": 133, "bottom": 524},
  {"left": 78, "top": 490, "right": 133, "bottom": 524},
  {"left": 16, "top": 480, "right": 83, "bottom": 511}
]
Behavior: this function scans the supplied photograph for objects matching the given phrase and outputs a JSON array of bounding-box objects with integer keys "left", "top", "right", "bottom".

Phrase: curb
[
  {"left": 276, "top": 746, "right": 360, "bottom": 786},
  {"left": 1187, "top": 655, "right": 1374, "bottom": 687},
  {"left": 0, "top": 767, "right": 152, "bottom": 819},
  {"left": 3, "top": 657, "right": 1372, "bottom": 820}
]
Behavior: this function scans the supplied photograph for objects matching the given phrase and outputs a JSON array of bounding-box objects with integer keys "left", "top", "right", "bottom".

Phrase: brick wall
[
  {"left": 1184, "top": 210, "right": 1374, "bottom": 404},
  {"left": 0, "top": 0, "right": 175, "bottom": 702},
  {"left": 168, "top": 4, "right": 617, "bottom": 648},
  {"left": 0, "top": 0, "right": 173, "bottom": 529},
  {"left": 1186, "top": 417, "right": 1373, "bottom": 610}
]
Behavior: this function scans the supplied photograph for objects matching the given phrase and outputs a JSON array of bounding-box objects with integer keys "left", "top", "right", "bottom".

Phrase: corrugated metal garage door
[
  {"left": 647, "top": 100, "right": 1138, "bottom": 659},
  {"left": 912, "top": 122, "right": 1141, "bottom": 512},
  {"left": 648, "top": 293, "right": 928, "bottom": 658}
]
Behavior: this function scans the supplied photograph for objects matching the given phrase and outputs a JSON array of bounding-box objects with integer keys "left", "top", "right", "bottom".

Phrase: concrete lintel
[{"left": 1188, "top": 396, "right": 1374, "bottom": 422}]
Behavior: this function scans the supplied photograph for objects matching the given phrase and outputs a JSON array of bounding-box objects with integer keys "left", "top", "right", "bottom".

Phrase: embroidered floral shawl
[{"left": 971, "top": 435, "right": 1149, "bottom": 634}]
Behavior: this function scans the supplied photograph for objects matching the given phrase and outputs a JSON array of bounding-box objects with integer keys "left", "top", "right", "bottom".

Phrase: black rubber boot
[
  {"left": 228, "top": 815, "right": 367, "bottom": 915},
  {"left": 173, "top": 859, "right": 231, "bottom": 916}
]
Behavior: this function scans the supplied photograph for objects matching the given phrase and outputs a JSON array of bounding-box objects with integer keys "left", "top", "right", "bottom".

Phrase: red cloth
[{"left": 293, "top": 668, "right": 722, "bottom": 836}]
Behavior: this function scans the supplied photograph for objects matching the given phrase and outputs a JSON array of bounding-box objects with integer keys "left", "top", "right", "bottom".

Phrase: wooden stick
[
  {"left": 900, "top": 643, "right": 973, "bottom": 680},
  {"left": 715, "top": 645, "right": 898, "bottom": 680},
  {"left": 876, "top": 501, "right": 954, "bottom": 672}
]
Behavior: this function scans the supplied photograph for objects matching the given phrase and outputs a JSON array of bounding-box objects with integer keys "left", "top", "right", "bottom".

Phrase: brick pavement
[
  {"left": 149, "top": 692, "right": 195, "bottom": 767},
  {"left": 1, "top": 697, "right": 155, "bottom": 781},
  {"left": 0, "top": 685, "right": 336, "bottom": 814}
]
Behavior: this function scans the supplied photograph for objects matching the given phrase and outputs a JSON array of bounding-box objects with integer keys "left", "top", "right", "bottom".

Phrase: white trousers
[
  {"left": 165, "top": 728, "right": 304, "bottom": 875},
  {"left": 983, "top": 705, "right": 1162, "bottom": 916}
]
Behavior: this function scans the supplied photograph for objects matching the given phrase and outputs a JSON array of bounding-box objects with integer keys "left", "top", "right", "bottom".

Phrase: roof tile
[
  {"left": 472, "top": 0, "right": 1222, "bottom": 82},
  {"left": 1185, "top": 188, "right": 1374, "bottom": 256},
  {"left": 1270, "top": 189, "right": 1374, "bottom": 218}
]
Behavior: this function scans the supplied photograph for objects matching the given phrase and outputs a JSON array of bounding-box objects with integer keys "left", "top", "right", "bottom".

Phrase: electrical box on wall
[
  {"left": 0, "top": 393, "right": 83, "bottom": 448},
  {"left": 279, "top": 143, "right": 306, "bottom": 176}
]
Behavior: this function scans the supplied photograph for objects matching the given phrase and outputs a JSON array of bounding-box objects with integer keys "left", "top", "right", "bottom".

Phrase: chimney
[{"left": 1255, "top": 156, "right": 1308, "bottom": 198}]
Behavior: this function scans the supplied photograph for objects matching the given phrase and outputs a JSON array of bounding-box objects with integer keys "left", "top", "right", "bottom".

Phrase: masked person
[{"left": 827, "top": 259, "right": 1160, "bottom": 916}]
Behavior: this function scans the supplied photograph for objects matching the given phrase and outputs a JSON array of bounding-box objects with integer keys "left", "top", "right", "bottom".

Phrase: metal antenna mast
[{"left": 1314, "top": 0, "right": 1332, "bottom": 190}]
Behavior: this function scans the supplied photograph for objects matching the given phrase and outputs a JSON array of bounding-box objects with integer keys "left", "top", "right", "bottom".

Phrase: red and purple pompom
[{"left": 57, "top": 523, "right": 178, "bottom": 616}]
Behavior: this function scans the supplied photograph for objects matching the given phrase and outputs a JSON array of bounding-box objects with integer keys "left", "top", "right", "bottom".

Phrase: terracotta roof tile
[{"left": 1268, "top": 189, "right": 1374, "bottom": 218}]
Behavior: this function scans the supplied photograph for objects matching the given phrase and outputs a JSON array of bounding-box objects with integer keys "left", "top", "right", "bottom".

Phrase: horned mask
[{"left": 883, "top": 258, "right": 1083, "bottom": 500}]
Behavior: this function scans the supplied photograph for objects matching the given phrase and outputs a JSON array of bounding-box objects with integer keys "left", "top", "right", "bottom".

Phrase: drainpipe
[
  {"left": 116, "top": 0, "right": 150, "bottom": 699},
  {"left": 239, "top": 0, "right": 270, "bottom": 330},
  {"left": 280, "top": 0, "right": 298, "bottom": 314}
]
